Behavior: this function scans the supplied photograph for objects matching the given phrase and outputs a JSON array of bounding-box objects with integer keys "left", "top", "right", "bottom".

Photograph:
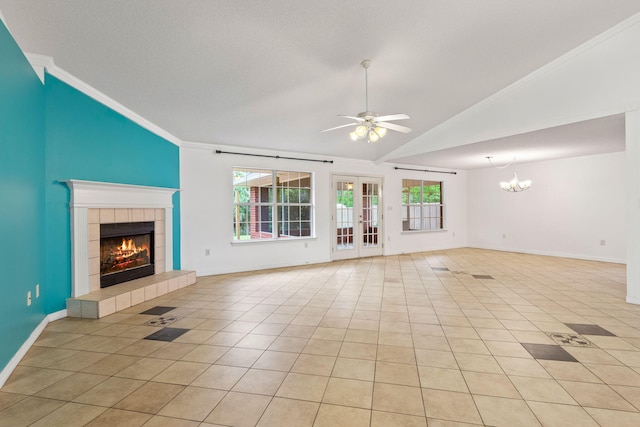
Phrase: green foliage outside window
[
  {"left": 336, "top": 190, "right": 353, "bottom": 207},
  {"left": 233, "top": 168, "right": 312, "bottom": 240},
  {"left": 402, "top": 179, "right": 444, "bottom": 231}
]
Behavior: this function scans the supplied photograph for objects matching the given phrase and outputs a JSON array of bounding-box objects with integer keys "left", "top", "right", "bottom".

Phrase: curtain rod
[
  {"left": 394, "top": 166, "right": 457, "bottom": 175},
  {"left": 216, "top": 150, "right": 333, "bottom": 164}
]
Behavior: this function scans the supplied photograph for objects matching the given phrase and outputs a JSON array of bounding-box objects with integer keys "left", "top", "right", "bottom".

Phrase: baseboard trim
[
  {"left": 627, "top": 296, "right": 640, "bottom": 305},
  {"left": 48, "top": 309, "right": 68, "bottom": 322},
  {"left": 466, "top": 244, "right": 626, "bottom": 265},
  {"left": 384, "top": 244, "right": 467, "bottom": 257},
  {"left": 193, "top": 257, "right": 332, "bottom": 277},
  {"left": 0, "top": 309, "right": 67, "bottom": 388}
]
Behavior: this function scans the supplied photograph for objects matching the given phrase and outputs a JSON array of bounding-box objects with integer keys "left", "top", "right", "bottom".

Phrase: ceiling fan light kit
[
  {"left": 351, "top": 125, "right": 387, "bottom": 142},
  {"left": 322, "top": 59, "right": 412, "bottom": 143}
]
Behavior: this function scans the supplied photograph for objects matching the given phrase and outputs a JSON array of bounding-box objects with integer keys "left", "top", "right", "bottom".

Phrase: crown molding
[
  {"left": 24, "top": 52, "right": 51, "bottom": 84},
  {"left": 1, "top": 11, "right": 46, "bottom": 83},
  {"left": 25, "top": 53, "right": 182, "bottom": 147},
  {"left": 0, "top": 9, "right": 7, "bottom": 28}
]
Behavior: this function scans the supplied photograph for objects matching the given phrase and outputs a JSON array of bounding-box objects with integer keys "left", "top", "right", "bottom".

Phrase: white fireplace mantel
[{"left": 62, "top": 180, "right": 179, "bottom": 297}]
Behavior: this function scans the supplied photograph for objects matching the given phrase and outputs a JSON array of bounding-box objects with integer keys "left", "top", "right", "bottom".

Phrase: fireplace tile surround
[
  {"left": 62, "top": 180, "right": 195, "bottom": 319},
  {"left": 90, "top": 207, "right": 163, "bottom": 292}
]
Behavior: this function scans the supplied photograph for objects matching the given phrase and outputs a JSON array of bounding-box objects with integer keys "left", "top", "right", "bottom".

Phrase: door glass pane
[
  {"left": 362, "top": 182, "right": 379, "bottom": 247},
  {"left": 336, "top": 181, "right": 354, "bottom": 250}
]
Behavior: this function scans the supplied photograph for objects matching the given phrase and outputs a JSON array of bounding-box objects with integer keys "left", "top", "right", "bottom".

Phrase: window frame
[
  {"left": 401, "top": 179, "right": 445, "bottom": 232},
  {"left": 232, "top": 168, "right": 314, "bottom": 242}
]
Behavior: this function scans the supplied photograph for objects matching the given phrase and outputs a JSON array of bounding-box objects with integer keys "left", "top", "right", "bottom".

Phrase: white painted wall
[
  {"left": 383, "top": 167, "right": 467, "bottom": 256},
  {"left": 374, "top": 13, "right": 640, "bottom": 300},
  {"left": 180, "top": 143, "right": 466, "bottom": 276},
  {"left": 467, "top": 152, "right": 626, "bottom": 263}
]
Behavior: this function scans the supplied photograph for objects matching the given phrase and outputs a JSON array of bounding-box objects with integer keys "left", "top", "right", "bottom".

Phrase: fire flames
[
  {"left": 101, "top": 236, "right": 150, "bottom": 274},
  {"left": 113, "top": 238, "right": 148, "bottom": 263},
  {"left": 118, "top": 238, "right": 141, "bottom": 257}
]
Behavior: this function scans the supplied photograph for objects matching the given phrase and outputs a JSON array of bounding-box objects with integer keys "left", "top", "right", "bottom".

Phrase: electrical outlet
[
  {"left": 27, "top": 291, "right": 32, "bottom": 306},
  {"left": 205, "top": 249, "right": 210, "bottom": 256},
  {"left": 304, "top": 242, "right": 308, "bottom": 248},
  {"left": 600, "top": 240, "right": 606, "bottom": 246},
  {"left": 36, "top": 284, "right": 40, "bottom": 298},
  {"left": 452, "top": 232, "right": 455, "bottom": 237},
  {"left": 502, "top": 233, "right": 507, "bottom": 239}
]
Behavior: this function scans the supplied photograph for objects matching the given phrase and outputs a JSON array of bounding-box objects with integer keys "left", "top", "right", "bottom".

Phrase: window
[
  {"left": 233, "top": 168, "right": 313, "bottom": 241},
  {"left": 401, "top": 179, "right": 444, "bottom": 231}
]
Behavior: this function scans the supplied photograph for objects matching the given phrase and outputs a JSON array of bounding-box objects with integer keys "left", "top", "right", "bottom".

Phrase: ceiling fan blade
[
  {"left": 338, "top": 115, "right": 365, "bottom": 122},
  {"left": 375, "top": 113, "right": 410, "bottom": 122},
  {"left": 376, "top": 121, "right": 412, "bottom": 133},
  {"left": 320, "top": 122, "right": 359, "bottom": 132}
]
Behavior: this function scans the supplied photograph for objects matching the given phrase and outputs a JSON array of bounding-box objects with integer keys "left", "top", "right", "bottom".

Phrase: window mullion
[
  {"left": 440, "top": 182, "right": 444, "bottom": 229},
  {"left": 272, "top": 170, "right": 278, "bottom": 238},
  {"left": 420, "top": 181, "right": 424, "bottom": 231}
]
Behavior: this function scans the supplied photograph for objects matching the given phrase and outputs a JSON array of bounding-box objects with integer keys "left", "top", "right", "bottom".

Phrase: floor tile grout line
[{"left": 1, "top": 249, "right": 632, "bottom": 426}]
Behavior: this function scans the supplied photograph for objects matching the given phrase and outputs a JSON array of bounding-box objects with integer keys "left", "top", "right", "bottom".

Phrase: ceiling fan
[{"left": 321, "top": 59, "right": 412, "bottom": 143}]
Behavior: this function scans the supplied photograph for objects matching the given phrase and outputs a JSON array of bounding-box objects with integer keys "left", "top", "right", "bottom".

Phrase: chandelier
[
  {"left": 500, "top": 171, "right": 532, "bottom": 192},
  {"left": 486, "top": 156, "right": 532, "bottom": 192}
]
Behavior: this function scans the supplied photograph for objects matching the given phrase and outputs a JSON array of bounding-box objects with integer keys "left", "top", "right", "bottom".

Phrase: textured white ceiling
[{"left": 0, "top": 1, "right": 638, "bottom": 165}]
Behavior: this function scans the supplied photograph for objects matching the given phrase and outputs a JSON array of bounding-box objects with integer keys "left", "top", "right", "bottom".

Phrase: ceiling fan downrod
[{"left": 361, "top": 59, "right": 371, "bottom": 113}]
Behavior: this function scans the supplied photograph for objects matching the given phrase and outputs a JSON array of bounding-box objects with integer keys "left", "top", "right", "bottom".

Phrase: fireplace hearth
[
  {"left": 63, "top": 181, "right": 198, "bottom": 318},
  {"left": 100, "top": 221, "right": 154, "bottom": 288}
]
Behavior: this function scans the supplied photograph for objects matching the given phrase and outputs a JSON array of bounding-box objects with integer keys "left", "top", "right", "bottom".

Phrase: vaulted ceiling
[{"left": 1, "top": 1, "right": 636, "bottom": 168}]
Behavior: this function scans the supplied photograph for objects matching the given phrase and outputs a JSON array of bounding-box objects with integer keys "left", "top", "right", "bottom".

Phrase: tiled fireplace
[
  {"left": 99, "top": 219, "right": 156, "bottom": 288},
  {"left": 91, "top": 208, "right": 162, "bottom": 291},
  {"left": 62, "top": 180, "right": 195, "bottom": 318}
]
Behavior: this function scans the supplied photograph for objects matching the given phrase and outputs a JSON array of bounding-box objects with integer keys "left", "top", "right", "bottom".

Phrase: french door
[{"left": 332, "top": 175, "right": 383, "bottom": 260}]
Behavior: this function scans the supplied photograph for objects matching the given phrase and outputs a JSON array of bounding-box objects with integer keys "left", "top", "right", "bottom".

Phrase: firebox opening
[{"left": 100, "top": 221, "right": 155, "bottom": 288}]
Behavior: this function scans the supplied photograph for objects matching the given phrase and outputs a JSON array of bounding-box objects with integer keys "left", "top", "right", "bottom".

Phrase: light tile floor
[{"left": 1, "top": 248, "right": 640, "bottom": 426}]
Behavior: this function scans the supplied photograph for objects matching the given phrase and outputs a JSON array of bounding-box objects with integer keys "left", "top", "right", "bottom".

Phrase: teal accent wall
[
  {"left": 0, "top": 23, "right": 46, "bottom": 370},
  {"left": 44, "top": 75, "right": 180, "bottom": 312},
  {"left": 0, "top": 21, "right": 180, "bottom": 373}
]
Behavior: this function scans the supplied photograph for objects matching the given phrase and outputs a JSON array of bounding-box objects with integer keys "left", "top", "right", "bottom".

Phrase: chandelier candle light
[
  {"left": 486, "top": 156, "right": 532, "bottom": 192},
  {"left": 500, "top": 171, "right": 532, "bottom": 192}
]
